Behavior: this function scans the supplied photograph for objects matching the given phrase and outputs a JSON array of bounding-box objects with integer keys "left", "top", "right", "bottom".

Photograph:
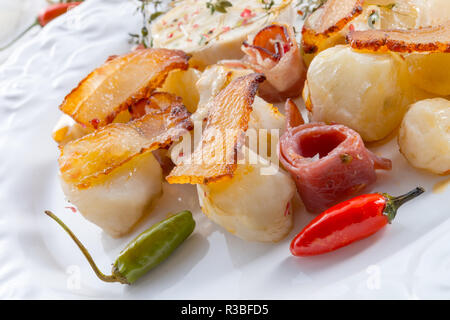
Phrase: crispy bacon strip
[
  {"left": 285, "top": 99, "right": 304, "bottom": 130},
  {"left": 243, "top": 24, "right": 290, "bottom": 62},
  {"left": 166, "top": 73, "right": 265, "bottom": 185},
  {"left": 347, "top": 21, "right": 450, "bottom": 53},
  {"left": 59, "top": 93, "right": 192, "bottom": 188},
  {"left": 128, "top": 92, "right": 185, "bottom": 120},
  {"left": 302, "top": 0, "right": 363, "bottom": 54},
  {"left": 241, "top": 24, "right": 306, "bottom": 102},
  {"left": 59, "top": 49, "right": 190, "bottom": 129}
]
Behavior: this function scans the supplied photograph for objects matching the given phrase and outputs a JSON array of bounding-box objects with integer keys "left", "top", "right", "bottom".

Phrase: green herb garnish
[
  {"left": 130, "top": 0, "right": 173, "bottom": 48},
  {"left": 206, "top": 0, "right": 233, "bottom": 15},
  {"left": 368, "top": 10, "right": 380, "bottom": 29},
  {"left": 296, "top": 0, "right": 327, "bottom": 20},
  {"left": 260, "top": 0, "right": 275, "bottom": 11}
]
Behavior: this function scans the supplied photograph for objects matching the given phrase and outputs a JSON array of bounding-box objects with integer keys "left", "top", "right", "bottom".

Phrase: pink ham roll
[
  {"left": 279, "top": 101, "right": 392, "bottom": 213},
  {"left": 241, "top": 24, "right": 306, "bottom": 102}
]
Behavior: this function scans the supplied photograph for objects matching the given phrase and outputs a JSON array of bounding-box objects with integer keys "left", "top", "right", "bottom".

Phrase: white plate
[
  {"left": 0, "top": 0, "right": 47, "bottom": 65},
  {"left": 0, "top": 0, "right": 449, "bottom": 299}
]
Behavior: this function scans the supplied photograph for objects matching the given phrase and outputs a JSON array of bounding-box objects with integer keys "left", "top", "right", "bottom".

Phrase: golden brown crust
[
  {"left": 302, "top": 0, "right": 364, "bottom": 54},
  {"left": 347, "top": 21, "right": 450, "bottom": 53},
  {"left": 59, "top": 49, "right": 190, "bottom": 129},
  {"left": 166, "top": 73, "right": 265, "bottom": 185},
  {"left": 59, "top": 92, "right": 192, "bottom": 189},
  {"left": 128, "top": 92, "right": 185, "bottom": 120},
  {"left": 285, "top": 99, "right": 304, "bottom": 130}
]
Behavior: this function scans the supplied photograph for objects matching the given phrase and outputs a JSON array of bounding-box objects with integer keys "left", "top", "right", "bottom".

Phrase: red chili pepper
[
  {"left": 290, "top": 187, "right": 425, "bottom": 256},
  {"left": 0, "top": 1, "right": 83, "bottom": 51},
  {"left": 38, "top": 2, "right": 83, "bottom": 27}
]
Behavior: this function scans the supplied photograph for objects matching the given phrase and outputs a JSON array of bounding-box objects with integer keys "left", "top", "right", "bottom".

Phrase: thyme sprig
[
  {"left": 296, "top": 0, "right": 327, "bottom": 19},
  {"left": 129, "top": 0, "right": 172, "bottom": 48},
  {"left": 206, "top": 0, "right": 233, "bottom": 15},
  {"left": 260, "top": 0, "right": 275, "bottom": 11}
]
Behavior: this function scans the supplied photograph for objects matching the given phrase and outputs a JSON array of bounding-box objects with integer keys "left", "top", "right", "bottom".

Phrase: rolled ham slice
[
  {"left": 241, "top": 24, "right": 306, "bottom": 102},
  {"left": 279, "top": 102, "right": 391, "bottom": 213}
]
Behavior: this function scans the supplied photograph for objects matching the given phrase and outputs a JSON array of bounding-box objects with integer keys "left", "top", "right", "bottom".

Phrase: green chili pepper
[{"left": 44, "top": 210, "right": 196, "bottom": 285}]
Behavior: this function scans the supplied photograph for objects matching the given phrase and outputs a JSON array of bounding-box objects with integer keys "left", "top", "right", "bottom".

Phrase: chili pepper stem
[
  {"left": 0, "top": 20, "right": 40, "bottom": 52},
  {"left": 44, "top": 211, "right": 129, "bottom": 284},
  {"left": 382, "top": 187, "right": 425, "bottom": 223}
]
